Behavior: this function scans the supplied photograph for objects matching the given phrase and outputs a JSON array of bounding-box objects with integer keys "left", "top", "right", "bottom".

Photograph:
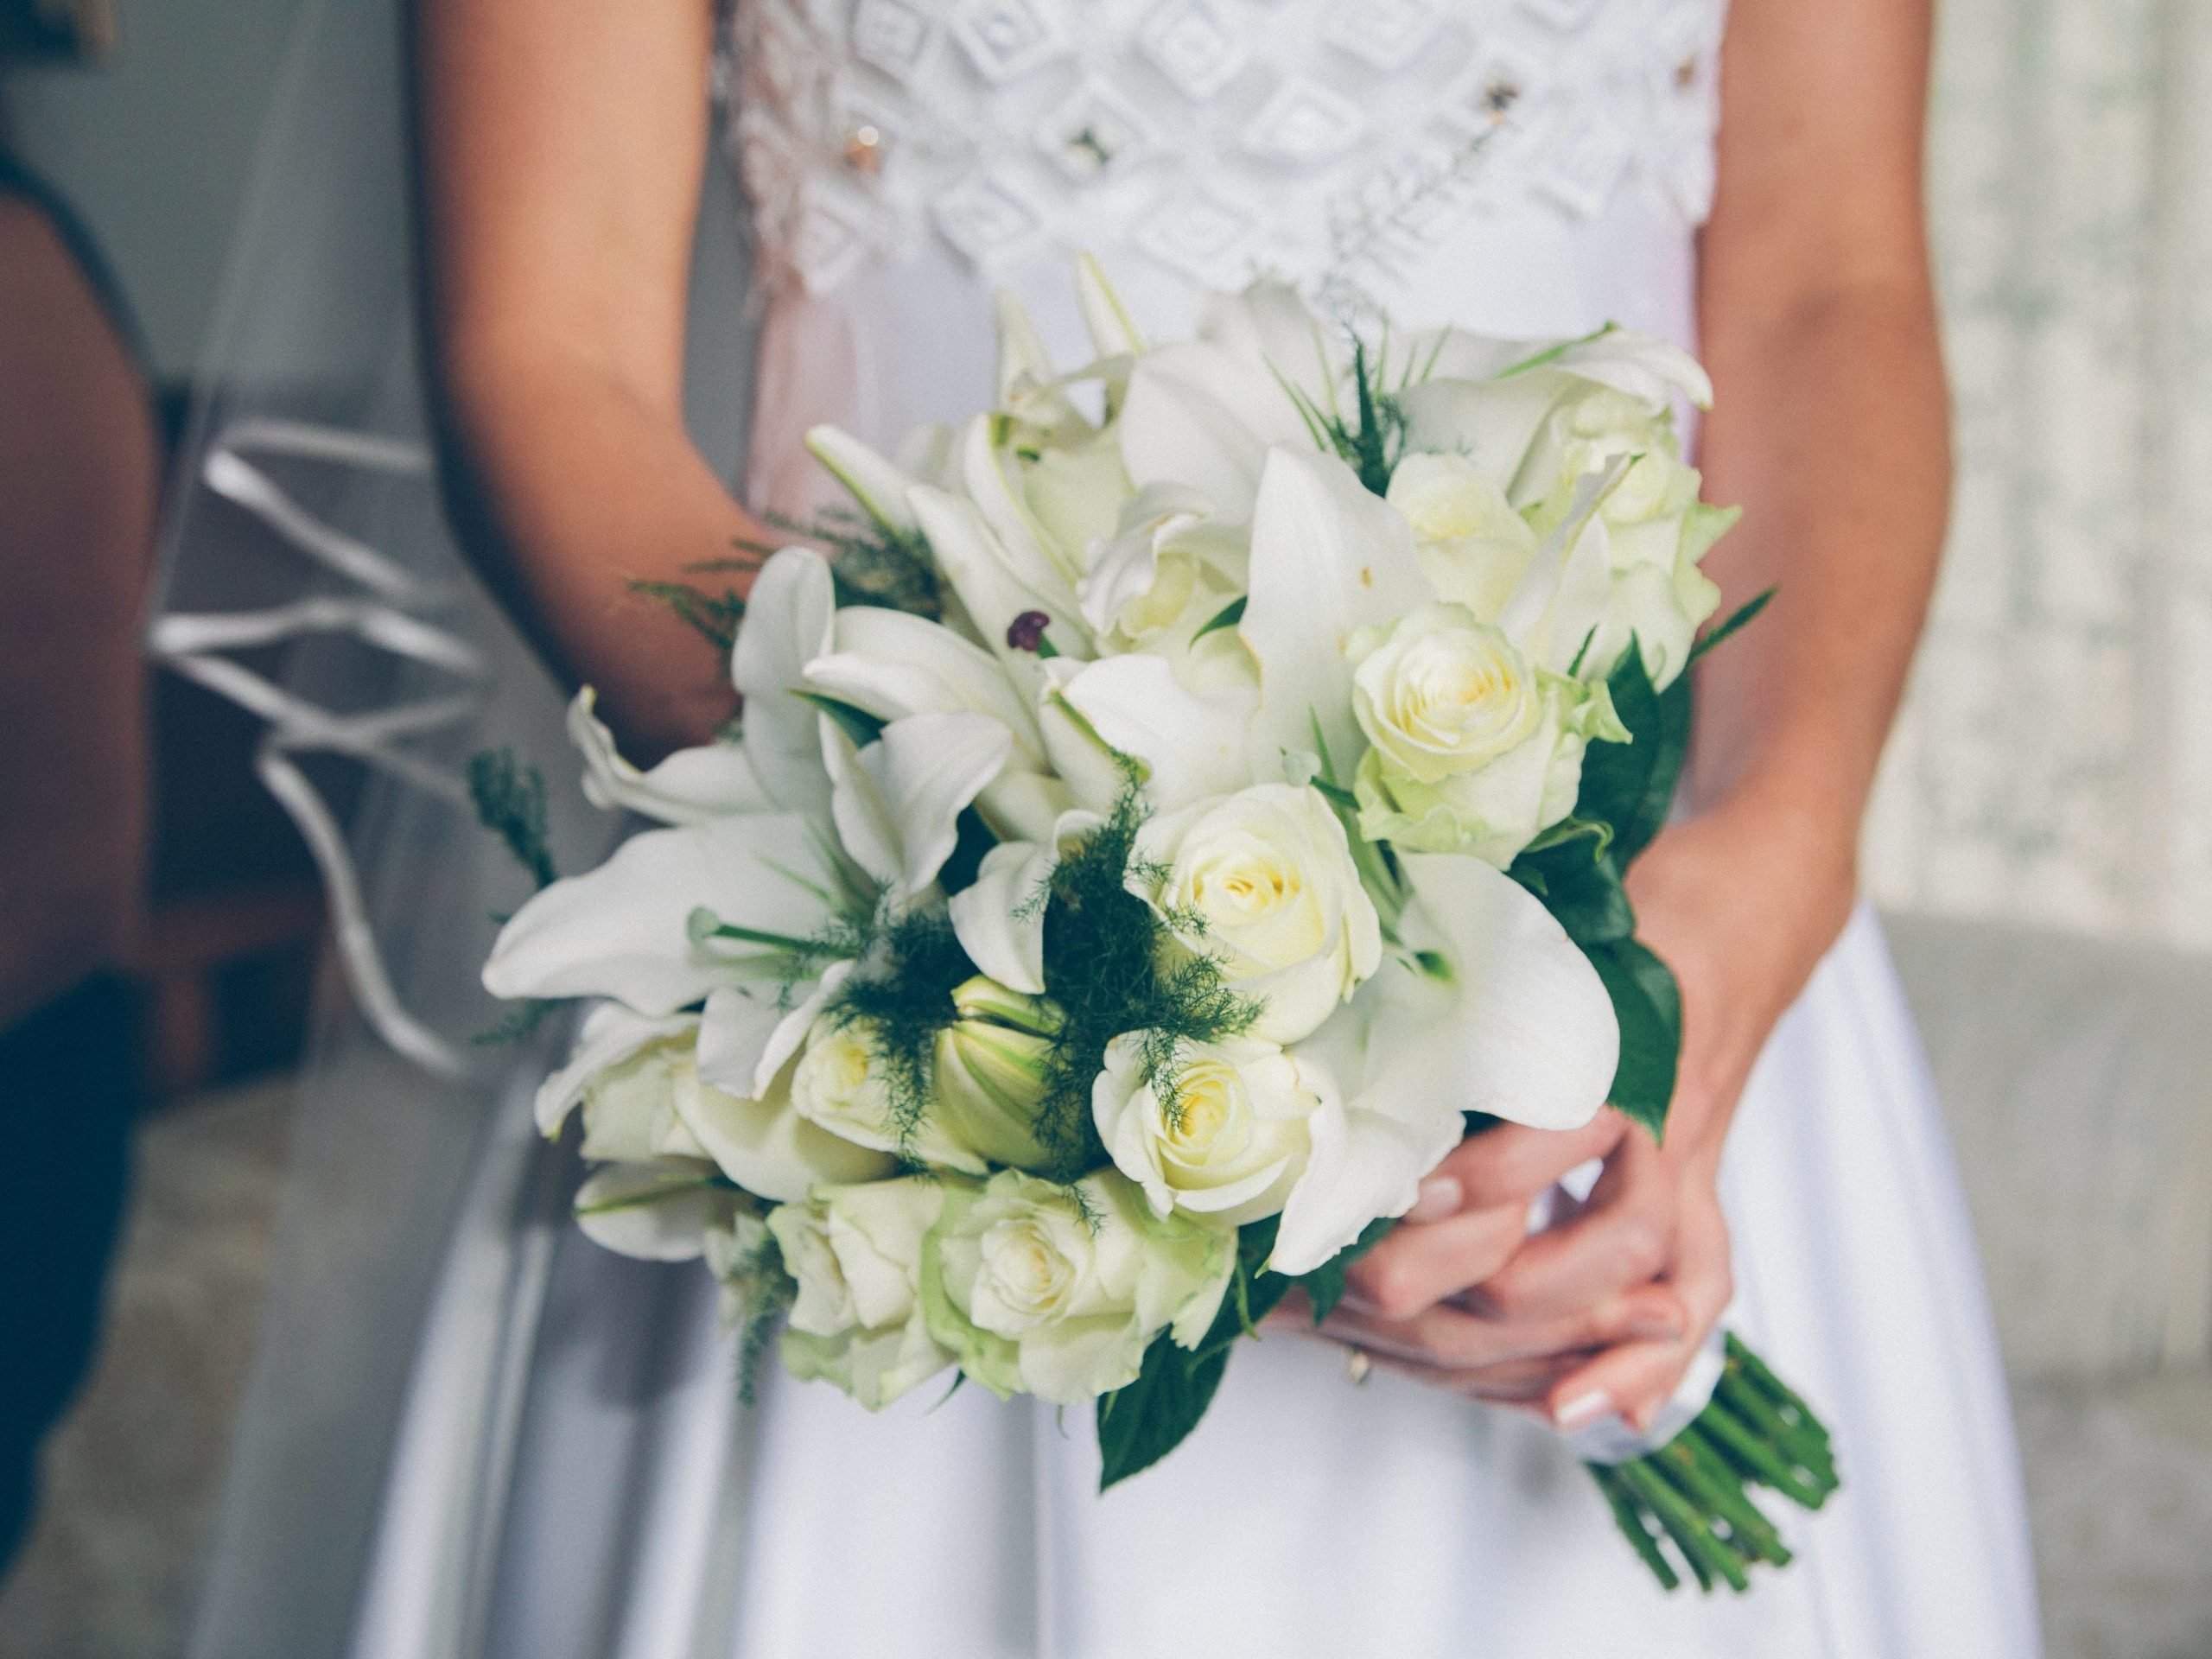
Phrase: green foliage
[
  {"left": 794, "top": 691, "right": 887, "bottom": 749},
  {"left": 473, "top": 998, "right": 557, "bottom": 1047},
  {"left": 717, "top": 1215, "right": 798, "bottom": 1408},
  {"left": 467, "top": 747, "right": 556, "bottom": 891},
  {"left": 1096, "top": 1328, "right": 1232, "bottom": 1490},
  {"left": 1030, "top": 789, "right": 1262, "bottom": 1180},
  {"left": 1507, "top": 640, "right": 1689, "bottom": 1140},
  {"left": 1584, "top": 938, "right": 1681, "bottom": 1142},
  {"left": 769, "top": 507, "right": 945, "bottom": 621},
  {"left": 1688, "top": 586, "right": 1775, "bottom": 668},
  {"left": 1275, "top": 334, "right": 1413, "bottom": 499},
  {"left": 823, "top": 905, "right": 977, "bottom": 1148},
  {"left": 629, "top": 573, "right": 748, "bottom": 655},
  {"left": 1096, "top": 1212, "right": 1400, "bottom": 1489}
]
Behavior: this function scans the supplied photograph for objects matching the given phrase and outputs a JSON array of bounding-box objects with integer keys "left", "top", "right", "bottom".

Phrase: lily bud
[{"left": 930, "top": 976, "right": 1065, "bottom": 1171}]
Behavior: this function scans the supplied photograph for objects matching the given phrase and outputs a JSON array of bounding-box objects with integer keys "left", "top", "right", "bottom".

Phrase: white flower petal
[
  {"left": 674, "top": 1070, "right": 894, "bottom": 1204},
  {"left": 804, "top": 425, "right": 923, "bottom": 536},
  {"left": 1392, "top": 375, "right": 1567, "bottom": 492},
  {"left": 1119, "top": 340, "right": 1306, "bottom": 510},
  {"left": 807, "top": 606, "right": 1046, "bottom": 766},
  {"left": 910, "top": 482, "right": 1085, "bottom": 671},
  {"left": 481, "top": 813, "right": 829, "bottom": 1014},
  {"left": 1240, "top": 448, "right": 1430, "bottom": 778},
  {"left": 1058, "top": 654, "right": 1255, "bottom": 810},
  {"left": 532, "top": 1002, "right": 696, "bottom": 1137},
  {"left": 946, "top": 810, "right": 1101, "bottom": 995},
  {"left": 1395, "top": 852, "right": 1618, "bottom": 1129},
  {"left": 731, "top": 548, "right": 836, "bottom": 817},
  {"left": 573, "top": 1164, "right": 726, "bottom": 1262},
  {"left": 873, "top": 712, "right": 1013, "bottom": 896},
  {"left": 569, "top": 688, "right": 770, "bottom": 824}
]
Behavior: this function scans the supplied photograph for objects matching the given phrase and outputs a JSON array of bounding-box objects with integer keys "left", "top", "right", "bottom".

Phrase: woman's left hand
[{"left": 1319, "top": 788, "right": 1857, "bottom": 1430}]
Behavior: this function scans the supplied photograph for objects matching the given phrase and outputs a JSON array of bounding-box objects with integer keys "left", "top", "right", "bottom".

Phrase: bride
[{"left": 168, "top": 0, "right": 2040, "bottom": 1654}]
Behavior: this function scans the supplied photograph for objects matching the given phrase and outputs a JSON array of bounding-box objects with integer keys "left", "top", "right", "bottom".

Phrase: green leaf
[
  {"left": 1586, "top": 937, "right": 1681, "bottom": 1142},
  {"left": 1192, "top": 594, "right": 1247, "bottom": 642},
  {"left": 793, "top": 690, "right": 888, "bottom": 749},
  {"left": 1096, "top": 1333, "right": 1230, "bottom": 1491},
  {"left": 1294, "top": 1215, "right": 1395, "bottom": 1325},
  {"left": 1687, "top": 586, "right": 1775, "bottom": 667},
  {"left": 1520, "top": 814, "right": 1613, "bottom": 860},
  {"left": 1573, "top": 641, "right": 1692, "bottom": 869},
  {"left": 1509, "top": 838, "right": 1635, "bottom": 944},
  {"left": 467, "top": 748, "right": 557, "bottom": 891}
]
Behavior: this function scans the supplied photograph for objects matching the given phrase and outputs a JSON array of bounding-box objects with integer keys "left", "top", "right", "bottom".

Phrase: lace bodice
[{"left": 723, "top": 0, "right": 1727, "bottom": 303}]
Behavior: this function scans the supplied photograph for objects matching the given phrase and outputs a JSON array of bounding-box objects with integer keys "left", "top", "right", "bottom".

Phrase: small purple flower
[{"left": 1005, "top": 610, "right": 1052, "bottom": 653}]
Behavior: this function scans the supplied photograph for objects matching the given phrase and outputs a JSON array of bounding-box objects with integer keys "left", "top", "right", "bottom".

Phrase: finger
[
  {"left": 1459, "top": 1129, "right": 1677, "bottom": 1322},
  {"left": 1363, "top": 1349, "right": 1595, "bottom": 1405},
  {"left": 1425, "top": 1111, "right": 1628, "bottom": 1214},
  {"left": 1547, "top": 1189, "right": 1734, "bottom": 1433},
  {"left": 1340, "top": 1202, "right": 1530, "bottom": 1319},
  {"left": 1321, "top": 1283, "right": 1687, "bottom": 1372}
]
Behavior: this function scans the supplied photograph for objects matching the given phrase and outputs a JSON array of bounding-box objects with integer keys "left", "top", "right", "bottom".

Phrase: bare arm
[
  {"left": 1332, "top": 0, "right": 1948, "bottom": 1428},
  {"left": 416, "top": 0, "right": 766, "bottom": 758}
]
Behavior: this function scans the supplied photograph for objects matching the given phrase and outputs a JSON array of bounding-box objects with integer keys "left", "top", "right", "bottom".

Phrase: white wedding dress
[{"left": 164, "top": 2, "right": 2043, "bottom": 1656}]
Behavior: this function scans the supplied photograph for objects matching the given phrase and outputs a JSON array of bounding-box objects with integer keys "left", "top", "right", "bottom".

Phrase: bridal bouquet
[{"left": 478, "top": 260, "right": 1837, "bottom": 1592}]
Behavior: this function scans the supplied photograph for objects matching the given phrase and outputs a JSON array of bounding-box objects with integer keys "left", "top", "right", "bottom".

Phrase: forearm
[
  {"left": 437, "top": 350, "right": 766, "bottom": 756},
  {"left": 1689, "top": 278, "right": 1948, "bottom": 858}
]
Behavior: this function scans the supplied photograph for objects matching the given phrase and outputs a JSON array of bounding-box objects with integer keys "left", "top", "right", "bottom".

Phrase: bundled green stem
[{"left": 1587, "top": 1336, "right": 1839, "bottom": 1592}]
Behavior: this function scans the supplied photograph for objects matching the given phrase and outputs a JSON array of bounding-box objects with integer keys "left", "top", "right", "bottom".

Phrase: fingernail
[
  {"left": 1553, "top": 1389, "right": 1614, "bottom": 1432},
  {"left": 1407, "top": 1176, "right": 1463, "bottom": 1223},
  {"left": 1625, "top": 1313, "right": 1685, "bottom": 1344}
]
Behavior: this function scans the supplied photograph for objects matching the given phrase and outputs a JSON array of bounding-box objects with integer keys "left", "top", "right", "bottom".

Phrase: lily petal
[
  {"left": 911, "top": 483, "right": 1084, "bottom": 671},
  {"left": 806, "top": 605, "right": 1047, "bottom": 766},
  {"left": 1240, "top": 447, "right": 1428, "bottom": 777},
  {"left": 569, "top": 688, "right": 769, "bottom": 823},
  {"left": 1394, "top": 852, "right": 1618, "bottom": 1130},
  {"left": 804, "top": 425, "right": 923, "bottom": 537},
  {"left": 1119, "top": 340, "right": 1306, "bottom": 511},
  {"left": 482, "top": 812, "right": 829, "bottom": 1014},
  {"left": 1057, "top": 654, "right": 1254, "bottom": 811},
  {"left": 946, "top": 810, "right": 1102, "bottom": 995},
  {"left": 731, "top": 548, "right": 836, "bottom": 818}
]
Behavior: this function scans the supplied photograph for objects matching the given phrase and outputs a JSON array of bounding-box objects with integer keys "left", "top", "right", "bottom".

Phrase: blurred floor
[
  {"left": 0, "top": 1076, "right": 289, "bottom": 1659},
  {"left": 3, "top": 939, "right": 2211, "bottom": 1657}
]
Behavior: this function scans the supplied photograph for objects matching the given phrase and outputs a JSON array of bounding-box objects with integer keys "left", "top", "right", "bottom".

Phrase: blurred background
[{"left": 2, "top": 0, "right": 2209, "bottom": 1655}]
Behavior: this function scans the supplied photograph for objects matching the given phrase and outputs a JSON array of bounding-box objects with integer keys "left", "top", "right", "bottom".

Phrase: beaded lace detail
[{"left": 723, "top": 0, "right": 1726, "bottom": 300}]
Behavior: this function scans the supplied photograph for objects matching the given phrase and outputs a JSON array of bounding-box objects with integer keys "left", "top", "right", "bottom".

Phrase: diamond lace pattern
[{"left": 724, "top": 0, "right": 1726, "bottom": 297}]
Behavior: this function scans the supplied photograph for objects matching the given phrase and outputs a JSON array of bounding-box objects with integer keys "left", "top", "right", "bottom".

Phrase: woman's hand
[{"left": 1315, "top": 788, "right": 1856, "bottom": 1427}]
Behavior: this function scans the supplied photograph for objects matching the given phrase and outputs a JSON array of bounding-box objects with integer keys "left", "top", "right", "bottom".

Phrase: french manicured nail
[
  {"left": 1554, "top": 1389, "right": 1614, "bottom": 1432},
  {"left": 1406, "top": 1176, "right": 1463, "bottom": 1223}
]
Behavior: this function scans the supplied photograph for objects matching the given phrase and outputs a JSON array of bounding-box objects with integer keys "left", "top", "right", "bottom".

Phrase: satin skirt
[{"left": 345, "top": 906, "right": 2040, "bottom": 1659}]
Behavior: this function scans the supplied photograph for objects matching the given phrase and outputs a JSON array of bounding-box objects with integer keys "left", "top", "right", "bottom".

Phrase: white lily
[
  {"left": 481, "top": 810, "right": 836, "bottom": 1016},
  {"left": 822, "top": 710, "right": 1010, "bottom": 902},
  {"left": 568, "top": 687, "right": 770, "bottom": 824},
  {"left": 730, "top": 547, "right": 836, "bottom": 819},
  {"left": 1271, "top": 853, "right": 1617, "bottom": 1274},
  {"left": 911, "top": 483, "right": 1093, "bottom": 671},
  {"left": 804, "top": 424, "right": 925, "bottom": 538},
  {"left": 1056, "top": 652, "right": 1255, "bottom": 811},
  {"left": 1237, "top": 446, "right": 1429, "bottom": 780}
]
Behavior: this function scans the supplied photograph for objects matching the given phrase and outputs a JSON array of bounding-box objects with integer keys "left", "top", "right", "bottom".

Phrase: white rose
[
  {"left": 920, "top": 1169, "right": 1232, "bottom": 1404},
  {"left": 1386, "top": 452, "right": 1540, "bottom": 623},
  {"left": 550, "top": 1005, "right": 892, "bottom": 1211},
  {"left": 1349, "top": 604, "right": 1626, "bottom": 865},
  {"left": 1077, "top": 484, "right": 1255, "bottom": 696},
  {"left": 1350, "top": 602, "right": 1543, "bottom": 785},
  {"left": 1092, "top": 1033, "right": 1318, "bottom": 1225},
  {"left": 790, "top": 1015, "right": 988, "bottom": 1176},
  {"left": 1522, "top": 390, "right": 1732, "bottom": 690},
  {"left": 766, "top": 1177, "right": 961, "bottom": 1409},
  {"left": 1128, "top": 784, "right": 1382, "bottom": 1045}
]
